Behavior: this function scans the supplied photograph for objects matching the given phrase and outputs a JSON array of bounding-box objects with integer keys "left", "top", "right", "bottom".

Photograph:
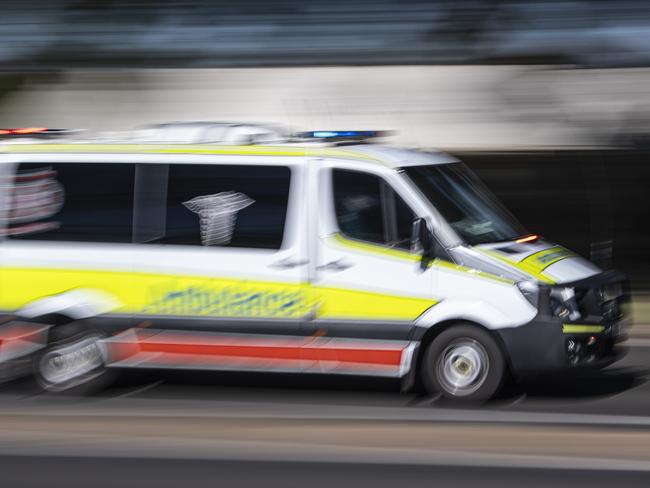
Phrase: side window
[
  {"left": 332, "top": 169, "right": 416, "bottom": 250},
  {"left": 135, "top": 163, "right": 291, "bottom": 249},
  {"left": 9, "top": 162, "right": 135, "bottom": 243},
  {"left": 333, "top": 169, "right": 384, "bottom": 245}
]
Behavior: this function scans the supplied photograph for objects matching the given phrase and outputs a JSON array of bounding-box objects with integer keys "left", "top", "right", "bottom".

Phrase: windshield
[{"left": 403, "top": 163, "right": 527, "bottom": 245}]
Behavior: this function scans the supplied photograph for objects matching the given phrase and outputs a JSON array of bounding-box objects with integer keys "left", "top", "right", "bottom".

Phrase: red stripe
[
  {"left": 0, "top": 324, "right": 46, "bottom": 341},
  {"left": 111, "top": 352, "right": 401, "bottom": 376},
  {"left": 105, "top": 330, "right": 405, "bottom": 367},
  {"left": 139, "top": 341, "right": 402, "bottom": 366},
  {"left": 304, "top": 346, "right": 402, "bottom": 365},
  {"left": 0, "top": 323, "right": 49, "bottom": 358},
  {"left": 141, "top": 342, "right": 303, "bottom": 360}
]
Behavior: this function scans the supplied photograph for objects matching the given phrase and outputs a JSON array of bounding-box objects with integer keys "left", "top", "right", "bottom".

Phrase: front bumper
[
  {"left": 498, "top": 270, "right": 630, "bottom": 380},
  {"left": 496, "top": 315, "right": 625, "bottom": 380}
]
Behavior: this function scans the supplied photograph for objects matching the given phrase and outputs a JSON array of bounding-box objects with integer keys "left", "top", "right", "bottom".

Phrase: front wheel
[{"left": 421, "top": 324, "right": 506, "bottom": 402}]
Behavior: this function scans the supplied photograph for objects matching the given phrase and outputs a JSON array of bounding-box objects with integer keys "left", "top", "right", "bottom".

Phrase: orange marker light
[{"left": 515, "top": 234, "right": 540, "bottom": 244}]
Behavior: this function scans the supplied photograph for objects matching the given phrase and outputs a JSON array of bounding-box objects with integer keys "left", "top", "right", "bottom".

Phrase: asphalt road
[
  {"left": 2, "top": 457, "right": 650, "bottom": 488},
  {"left": 0, "top": 341, "right": 649, "bottom": 487}
]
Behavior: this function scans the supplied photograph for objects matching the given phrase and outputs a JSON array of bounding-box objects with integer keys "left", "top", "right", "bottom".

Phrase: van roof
[{"left": 0, "top": 143, "right": 457, "bottom": 169}]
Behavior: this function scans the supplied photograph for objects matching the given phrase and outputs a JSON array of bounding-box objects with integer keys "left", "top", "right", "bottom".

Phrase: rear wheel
[
  {"left": 421, "top": 324, "right": 505, "bottom": 402},
  {"left": 34, "top": 323, "right": 111, "bottom": 393}
]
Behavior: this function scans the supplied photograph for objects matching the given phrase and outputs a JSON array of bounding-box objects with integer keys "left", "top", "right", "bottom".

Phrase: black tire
[
  {"left": 421, "top": 324, "right": 506, "bottom": 402},
  {"left": 33, "top": 322, "right": 113, "bottom": 394}
]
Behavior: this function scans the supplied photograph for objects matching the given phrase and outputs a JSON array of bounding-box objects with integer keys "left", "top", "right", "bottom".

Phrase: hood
[{"left": 472, "top": 239, "right": 601, "bottom": 284}]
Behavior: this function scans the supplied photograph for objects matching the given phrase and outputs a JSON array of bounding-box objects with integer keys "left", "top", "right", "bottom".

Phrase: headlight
[
  {"left": 549, "top": 286, "right": 581, "bottom": 321},
  {"left": 517, "top": 280, "right": 539, "bottom": 308}
]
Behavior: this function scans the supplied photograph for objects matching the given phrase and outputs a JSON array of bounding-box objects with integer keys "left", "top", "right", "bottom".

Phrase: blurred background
[
  {"left": 2, "top": 1, "right": 650, "bottom": 486},
  {"left": 2, "top": 0, "right": 650, "bottom": 287}
]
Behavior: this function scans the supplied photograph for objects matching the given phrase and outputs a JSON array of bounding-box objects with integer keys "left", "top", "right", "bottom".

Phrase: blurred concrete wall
[{"left": 1, "top": 66, "right": 649, "bottom": 148}]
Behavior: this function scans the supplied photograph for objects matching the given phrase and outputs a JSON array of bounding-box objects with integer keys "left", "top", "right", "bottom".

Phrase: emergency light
[
  {"left": 0, "top": 128, "right": 75, "bottom": 138},
  {"left": 0, "top": 127, "right": 49, "bottom": 135},
  {"left": 297, "top": 130, "right": 392, "bottom": 141}
]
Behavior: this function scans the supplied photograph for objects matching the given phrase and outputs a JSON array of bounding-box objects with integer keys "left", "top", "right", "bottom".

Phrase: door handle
[
  {"left": 317, "top": 258, "right": 355, "bottom": 272},
  {"left": 269, "top": 257, "right": 309, "bottom": 269}
]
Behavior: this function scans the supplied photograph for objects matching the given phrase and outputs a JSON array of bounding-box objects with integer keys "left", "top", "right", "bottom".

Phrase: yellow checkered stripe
[
  {"left": 331, "top": 233, "right": 514, "bottom": 285},
  {"left": 479, "top": 246, "right": 576, "bottom": 284},
  {"left": 520, "top": 247, "right": 575, "bottom": 272},
  {"left": 0, "top": 266, "right": 435, "bottom": 323}
]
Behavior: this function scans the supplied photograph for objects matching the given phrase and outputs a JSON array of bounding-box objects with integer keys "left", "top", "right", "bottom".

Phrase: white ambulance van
[{"left": 0, "top": 126, "right": 629, "bottom": 400}]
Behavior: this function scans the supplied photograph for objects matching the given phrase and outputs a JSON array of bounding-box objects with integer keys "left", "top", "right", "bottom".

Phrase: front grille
[
  {"left": 573, "top": 275, "right": 629, "bottom": 324},
  {"left": 601, "top": 298, "right": 622, "bottom": 322}
]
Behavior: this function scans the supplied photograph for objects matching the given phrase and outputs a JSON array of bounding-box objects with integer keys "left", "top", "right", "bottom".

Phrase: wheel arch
[
  {"left": 408, "top": 319, "right": 514, "bottom": 392},
  {"left": 15, "top": 288, "right": 120, "bottom": 322}
]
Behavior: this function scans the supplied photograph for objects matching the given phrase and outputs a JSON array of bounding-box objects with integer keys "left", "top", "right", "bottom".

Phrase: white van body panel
[
  {"left": 416, "top": 299, "right": 516, "bottom": 330},
  {"left": 544, "top": 257, "right": 602, "bottom": 283},
  {"left": 17, "top": 288, "right": 120, "bottom": 320}
]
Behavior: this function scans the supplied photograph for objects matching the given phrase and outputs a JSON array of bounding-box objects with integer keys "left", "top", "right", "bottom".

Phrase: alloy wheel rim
[{"left": 436, "top": 339, "right": 489, "bottom": 397}]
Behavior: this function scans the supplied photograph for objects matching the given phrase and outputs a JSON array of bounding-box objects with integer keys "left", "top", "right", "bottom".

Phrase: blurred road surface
[
  {"left": 0, "top": 341, "right": 649, "bottom": 487},
  {"left": 1, "top": 457, "right": 649, "bottom": 488}
]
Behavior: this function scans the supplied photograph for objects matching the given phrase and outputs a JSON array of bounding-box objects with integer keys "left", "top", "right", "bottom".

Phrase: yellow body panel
[
  {"left": 0, "top": 267, "right": 435, "bottom": 322},
  {"left": 313, "top": 285, "right": 435, "bottom": 321}
]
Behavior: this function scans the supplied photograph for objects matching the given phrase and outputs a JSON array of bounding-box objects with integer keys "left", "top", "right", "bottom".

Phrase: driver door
[{"left": 306, "top": 164, "right": 437, "bottom": 376}]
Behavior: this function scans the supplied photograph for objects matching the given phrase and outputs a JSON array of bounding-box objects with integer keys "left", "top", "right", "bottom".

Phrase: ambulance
[{"left": 0, "top": 125, "right": 628, "bottom": 401}]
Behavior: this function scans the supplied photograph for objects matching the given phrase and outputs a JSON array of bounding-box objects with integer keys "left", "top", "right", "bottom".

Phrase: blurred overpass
[{"left": 2, "top": 1, "right": 650, "bottom": 68}]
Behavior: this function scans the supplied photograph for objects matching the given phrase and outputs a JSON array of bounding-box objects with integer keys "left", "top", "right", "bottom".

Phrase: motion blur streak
[
  {"left": 1, "top": 1, "right": 650, "bottom": 487},
  {"left": 0, "top": 322, "right": 48, "bottom": 361}
]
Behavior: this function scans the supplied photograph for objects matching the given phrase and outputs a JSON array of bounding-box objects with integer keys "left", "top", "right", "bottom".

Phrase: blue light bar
[
  {"left": 297, "top": 130, "right": 391, "bottom": 140},
  {"left": 313, "top": 130, "right": 376, "bottom": 138}
]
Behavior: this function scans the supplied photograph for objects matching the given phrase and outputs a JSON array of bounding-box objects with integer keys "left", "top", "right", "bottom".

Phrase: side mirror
[{"left": 411, "top": 217, "right": 435, "bottom": 269}]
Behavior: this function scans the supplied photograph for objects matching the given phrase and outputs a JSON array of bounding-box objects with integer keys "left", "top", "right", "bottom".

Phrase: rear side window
[
  {"left": 332, "top": 169, "right": 415, "bottom": 250},
  {"left": 134, "top": 163, "right": 291, "bottom": 249},
  {"left": 8, "top": 163, "right": 135, "bottom": 243}
]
